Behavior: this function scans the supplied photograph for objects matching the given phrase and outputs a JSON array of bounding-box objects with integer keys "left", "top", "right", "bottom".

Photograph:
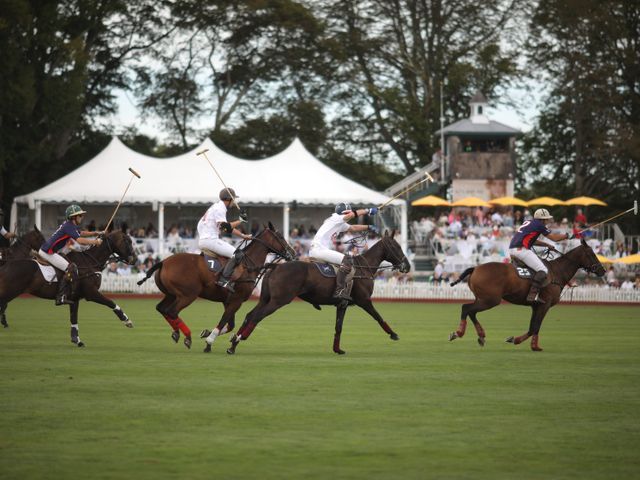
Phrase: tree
[
  {"left": 520, "top": 0, "right": 640, "bottom": 231},
  {"left": 317, "top": 0, "right": 526, "bottom": 174},
  {"left": 0, "top": 0, "right": 171, "bottom": 219}
]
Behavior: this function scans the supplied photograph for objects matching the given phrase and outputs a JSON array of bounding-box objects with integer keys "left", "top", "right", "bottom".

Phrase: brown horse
[
  {"left": 448, "top": 239, "right": 606, "bottom": 351},
  {"left": 0, "top": 231, "right": 137, "bottom": 344},
  {"left": 226, "top": 231, "right": 411, "bottom": 355},
  {"left": 0, "top": 227, "right": 45, "bottom": 266},
  {"left": 136, "top": 223, "right": 295, "bottom": 350}
]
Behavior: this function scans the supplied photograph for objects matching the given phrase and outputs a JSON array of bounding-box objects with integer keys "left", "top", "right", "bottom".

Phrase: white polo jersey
[
  {"left": 312, "top": 213, "right": 350, "bottom": 249},
  {"left": 197, "top": 201, "right": 227, "bottom": 240},
  {"left": 0, "top": 226, "right": 7, "bottom": 236}
]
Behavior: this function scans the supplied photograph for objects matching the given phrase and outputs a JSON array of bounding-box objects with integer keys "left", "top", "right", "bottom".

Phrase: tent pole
[
  {"left": 283, "top": 203, "right": 290, "bottom": 243},
  {"left": 158, "top": 202, "right": 165, "bottom": 255},
  {"left": 35, "top": 200, "right": 42, "bottom": 230},
  {"left": 400, "top": 201, "right": 408, "bottom": 255},
  {"left": 10, "top": 201, "right": 18, "bottom": 233}
]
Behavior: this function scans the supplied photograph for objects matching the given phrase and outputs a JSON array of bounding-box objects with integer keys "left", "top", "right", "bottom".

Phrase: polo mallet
[
  {"left": 378, "top": 172, "right": 435, "bottom": 210},
  {"left": 104, "top": 168, "right": 142, "bottom": 233},
  {"left": 576, "top": 200, "right": 638, "bottom": 235},
  {"left": 197, "top": 149, "right": 245, "bottom": 222}
]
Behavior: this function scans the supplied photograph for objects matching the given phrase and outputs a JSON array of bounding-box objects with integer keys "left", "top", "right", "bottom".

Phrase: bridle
[{"left": 245, "top": 230, "right": 296, "bottom": 263}]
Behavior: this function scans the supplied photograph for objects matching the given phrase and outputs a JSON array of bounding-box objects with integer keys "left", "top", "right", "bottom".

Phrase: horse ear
[
  {"left": 580, "top": 237, "right": 587, "bottom": 247},
  {"left": 268, "top": 221, "right": 274, "bottom": 231},
  {"left": 34, "top": 224, "right": 40, "bottom": 232}
]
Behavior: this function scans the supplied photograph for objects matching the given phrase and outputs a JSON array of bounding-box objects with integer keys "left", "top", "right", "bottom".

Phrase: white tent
[{"left": 13, "top": 137, "right": 407, "bottom": 251}]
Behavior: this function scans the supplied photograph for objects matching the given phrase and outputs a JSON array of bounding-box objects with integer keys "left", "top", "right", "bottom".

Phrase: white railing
[{"left": 98, "top": 275, "right": 640, "bottom": 303}]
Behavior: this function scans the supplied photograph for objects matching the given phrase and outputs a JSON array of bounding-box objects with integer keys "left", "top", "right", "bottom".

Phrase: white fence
[{"left": 99, "top": 275, "right": 640, "bottom": 304}]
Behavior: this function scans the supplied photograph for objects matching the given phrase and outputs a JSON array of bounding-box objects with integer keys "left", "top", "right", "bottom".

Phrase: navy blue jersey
[
  {"left": 509, "top": 219, "right": 551, "bottom": 249},
  {"left": 41, "top": 220, "right": 81, "bottom": 254}
]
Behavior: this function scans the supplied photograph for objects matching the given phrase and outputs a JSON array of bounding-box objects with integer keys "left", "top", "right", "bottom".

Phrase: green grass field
[{"left": 0, "top": 297, "right": 638, "bottom": 479}]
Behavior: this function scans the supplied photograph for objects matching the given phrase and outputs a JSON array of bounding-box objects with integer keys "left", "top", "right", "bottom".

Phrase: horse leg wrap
[
  {"left": 164, "top": 315, "right": 180, "bottom": 331},
  {"left": 177, "top": 320, "right": 191, "bottom": 337},
  {"left": 474, "top": 323, "right": 486, "bottom": 338},
  {"left": 514, "top": 333, "right": 531, "bottom": 345},
  {"left": 456, "top": 320, "right": 467, "bottom": 338},
  {"left": 206, "top": 328, "right": 220, "bottom": 344},
  {"left": 240, "top": 322, "right": 257, "bottom": 339},
  {"left": 531, "top": 335, "right": 542, "bottom": 351}
]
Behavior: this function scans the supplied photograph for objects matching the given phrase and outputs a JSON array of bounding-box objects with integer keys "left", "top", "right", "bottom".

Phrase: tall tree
[
  {"left": 520, "top": 0, "right": 640, "bottom": 230},
  {"left": 0, "top": 0, "right": 171, "bottom": 218},
  {"left": 318, "top": 0, "right": 526, "bottom": 174}
]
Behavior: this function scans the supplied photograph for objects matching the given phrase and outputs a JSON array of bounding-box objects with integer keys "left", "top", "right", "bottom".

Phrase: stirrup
[
  {"left": 55, "top": 295, "right": 75, "bottom": 306},
  {"left": 217, "top": 279, "right": 235, "bottom": 293}
]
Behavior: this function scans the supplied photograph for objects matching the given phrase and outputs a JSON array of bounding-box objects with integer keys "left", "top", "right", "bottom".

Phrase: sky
[{"left": 109, "top": 84, "right": 542, "bottom": 144}]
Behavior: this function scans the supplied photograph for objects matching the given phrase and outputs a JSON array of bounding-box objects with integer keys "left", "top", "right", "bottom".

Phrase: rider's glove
[
  {"left": 368, "top": 207, "right": 379, "bottom": 216},
  {"left": 367, "top": 225, "right": 379, "bottom": 234},
  {"left": 239, "top": 210, "right": 248, "bottom": 222}
]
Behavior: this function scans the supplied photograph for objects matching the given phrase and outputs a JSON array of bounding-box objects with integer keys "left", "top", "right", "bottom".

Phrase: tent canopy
[
  {"left": 15, "top": 137, "right": 400, "bottom": 209},
  {"left": 565, "top": 196, "right": 608, "bottom": 206}
]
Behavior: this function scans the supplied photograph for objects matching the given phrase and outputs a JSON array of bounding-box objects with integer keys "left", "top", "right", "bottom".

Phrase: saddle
[
  {"left": 200, "top": 249, "right": 224, "bottom": 273},
  {"left": 510, "top": 258, "right": 551, "bottom": 287},
  {"left": 307, "top": 258, "right": 356, "bottom": 296}
]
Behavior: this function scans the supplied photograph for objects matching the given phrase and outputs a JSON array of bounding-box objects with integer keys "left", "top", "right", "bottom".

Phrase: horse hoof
[
  {"left": 226, "top": 348, "right": 235, "bottom": 355},
  {"left": 203, "top": 343, "right": 212, "bottom": 353},
  {"left": 390, "top": 333, "right": 399, "bottom": 341},
  {"left": 171, "top": 330, "right": 180, "bottom": 343},
  {"left": 334, "top": 349, "right": 346, "bottom": 355},
  {"left": 449, "top": 332, "right": 458, "bottom": 341},
  {"left": 184, "top": 337, "right": 192, "bottom": 349},
  {"left": 123, "top": 320, "right": 134, "bottom": 328},
  {"left": 200, "top": 329, "right": 211, "bottom": 338},
  {"left": 506, "top": 336, "right": 515, "bottom": 344},
  {"left": 531, "top": 346, "right": 543, "bottom": 352},
  {"left": 477, "top": 336, "right": 485, "bottom": 347}
]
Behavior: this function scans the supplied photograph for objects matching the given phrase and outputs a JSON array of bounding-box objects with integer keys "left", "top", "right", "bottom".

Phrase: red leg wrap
[
  {"left": 177, "top": 319, "right": 191, "bottom": 337},
  {"left": 164, "top": 315, "right": 180, "bottom": 330},
  {"left": 531, "top": 335, "right": 542, "bottom": 351},
  {"left": 241, "top": 322, "right": 257, "bottom": 339},
  {"left": 456, "top": 320, "right": 467, "bottom": 337},
  {"left": 474, "top": 323, "right": 485, "bottom": 338},
  {"left": 514, "top": 333, "right": 531, "bottom": 345}
]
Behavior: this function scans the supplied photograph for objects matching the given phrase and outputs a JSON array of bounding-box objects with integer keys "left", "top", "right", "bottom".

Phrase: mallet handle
[
  {"left": 378, "top": 173, "right": 434, "bottom": 210},
  {"left": 577, "top": 203, "right": 637, "bottom": 234}
]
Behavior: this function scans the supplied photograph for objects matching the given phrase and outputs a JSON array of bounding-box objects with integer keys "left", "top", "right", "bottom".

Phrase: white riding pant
[
  {"left": 509, "top": 248, "right": 548, "bottom": 274},
  {"left": 309, "top": 244, "right": 345, "bottom": 265},
  {"left": 38, "top": 250, "right": 69, "bottom": 271},
  {"left": 198, "top": 238, "right": 236, "bottom": 258}
]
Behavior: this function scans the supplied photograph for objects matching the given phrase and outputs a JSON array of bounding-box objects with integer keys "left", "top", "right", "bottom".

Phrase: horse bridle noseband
[{"left": 245, "top": 232, "right": 295, "bottom": 263}]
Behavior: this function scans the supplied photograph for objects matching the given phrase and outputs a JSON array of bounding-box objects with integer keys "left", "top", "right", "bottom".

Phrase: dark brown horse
[
  {"left": 226, "top": 231, "right": 411, "bottom": 355},
  {"left": 0, "top": 231, "right": 137, "bottom": 344},
  {"left": 0, "top": 227, "right": 45, "bottom": 266},
  {"left": 137, "top": 223, "right": 295, "bottom": 350},
  {"left": 448, "top": 239, "right": 606, "bottom": 351}
]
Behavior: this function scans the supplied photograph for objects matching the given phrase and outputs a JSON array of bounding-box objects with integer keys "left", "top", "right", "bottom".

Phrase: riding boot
[
  {"left": 55, "top": 264, "right": 76, "bottom": 306},
  {"left": 526, "top": 271, "right": 547, "bottom": 304},
  {"left": 333, "top": 257, "right": 353, "bottom": 305},
  {"left": 217, "top": 251, "right": 243, "bottom": 293}
]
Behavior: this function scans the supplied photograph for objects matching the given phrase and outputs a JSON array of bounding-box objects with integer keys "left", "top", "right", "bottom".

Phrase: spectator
[
  {"left": 433, "top": 261, "right": 445, "bottom": 283},
  {"left": 620, "top": 277, "right": 634, "bottom": 290},
  {"left": 106, "top": 261, "right": 119, "bottom": 275},
  {"left": 606, "top": 266, "right": 618, "bottom": 288}
]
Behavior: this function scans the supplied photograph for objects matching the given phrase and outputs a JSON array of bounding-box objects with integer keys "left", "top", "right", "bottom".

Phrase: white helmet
[{"left": 534, "top": 208, "right": 553, "bottom": 220}]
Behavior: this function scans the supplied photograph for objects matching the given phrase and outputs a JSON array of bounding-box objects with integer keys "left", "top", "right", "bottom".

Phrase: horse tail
[
  {"left": 450, "top": 267, "right": 474, "bottom": 287},
  {"left": 137, "top": 261, "right": 163, "bottom": 286}
]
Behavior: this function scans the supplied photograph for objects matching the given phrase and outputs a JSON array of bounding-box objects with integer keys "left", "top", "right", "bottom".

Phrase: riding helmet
[
  {"left": 533, "top": 208, "right": 553, "bottom": 220},
  {"left": 219, "top": 188, "right": 238, "bottom": 201},
  {"left": 65, "top": 204, "right": 87, "bottom": 219},
  {"left": 334, "top": 202, "right": 352, "bottom": 215}
]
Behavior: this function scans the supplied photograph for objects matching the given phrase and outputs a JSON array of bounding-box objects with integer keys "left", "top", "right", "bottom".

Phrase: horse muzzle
[{"left": 398, "top": 258, "right": 411, "bottom": 274}]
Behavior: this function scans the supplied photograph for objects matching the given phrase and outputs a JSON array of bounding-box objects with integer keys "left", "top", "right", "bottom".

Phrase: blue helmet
[{"left": 334, "top": 202, "right": 352, "bottom": 215}]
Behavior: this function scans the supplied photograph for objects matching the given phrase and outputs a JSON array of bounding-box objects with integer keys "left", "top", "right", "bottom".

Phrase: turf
[{"left": 0, "top": 297, "right": 638, "bottom": 479}]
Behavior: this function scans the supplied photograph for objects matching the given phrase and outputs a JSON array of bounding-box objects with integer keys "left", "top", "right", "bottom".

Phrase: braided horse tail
[
  {"left": 137, "top": 261, "right": 163, "bottom": 286},
  {"left": 450, "top": 267, "right": 475, "bottom": 287}
]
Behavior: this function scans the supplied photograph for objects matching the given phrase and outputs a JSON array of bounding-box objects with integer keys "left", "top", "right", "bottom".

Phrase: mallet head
[
  {"left": 128, "top": 167, "right": 141, "bottom": 178},
  {"left": 196, "top": 149, "right": 209, "bottom": 156},
  {"left": 634, "top": 200, "right": 638, "bottom": 216}
]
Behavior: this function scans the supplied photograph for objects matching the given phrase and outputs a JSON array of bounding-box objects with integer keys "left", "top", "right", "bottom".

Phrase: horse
[
  {"left": 226, "top": 231, "right": 411, "bottom": 355},
  {"left": 0, "top": 231, "right": 137, "bottom": 344},
  {"left": 448, "top": 238, "right": 606, "bottom": 351},
  {"left": 0, "top": 227, "right": 45, "bottom": 266},
  {"left": 136, "top": 222, "right": 295, "bottom": 350}
]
